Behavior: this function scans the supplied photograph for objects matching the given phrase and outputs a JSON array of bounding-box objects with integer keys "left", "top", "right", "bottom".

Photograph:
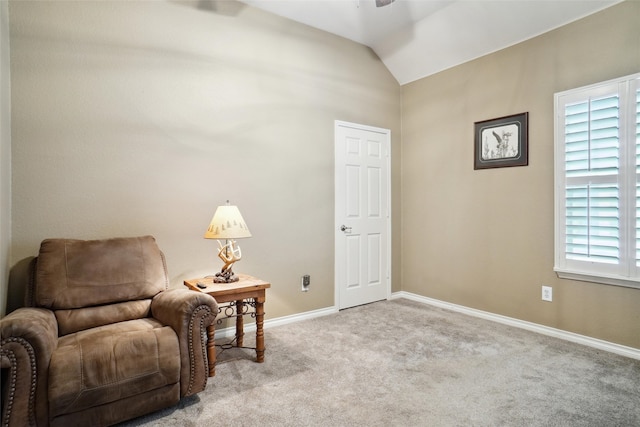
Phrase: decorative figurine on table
[{"left": 214, "top": 240, "right": 242, "bottom": 283}]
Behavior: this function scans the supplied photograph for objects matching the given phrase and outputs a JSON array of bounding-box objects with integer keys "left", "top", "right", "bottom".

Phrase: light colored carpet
[{"left": 120, "top": 299, "right": 640, "bottom": 426}]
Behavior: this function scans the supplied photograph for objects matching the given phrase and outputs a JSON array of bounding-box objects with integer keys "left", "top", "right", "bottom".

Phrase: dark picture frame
[{"left": 474, "top": 112, "right": 528, "bottom": 170}]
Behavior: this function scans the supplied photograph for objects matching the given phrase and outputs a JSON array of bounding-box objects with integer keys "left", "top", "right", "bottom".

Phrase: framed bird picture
[{"left": 474, "top": 112, "right": 528, "bottom": 169}]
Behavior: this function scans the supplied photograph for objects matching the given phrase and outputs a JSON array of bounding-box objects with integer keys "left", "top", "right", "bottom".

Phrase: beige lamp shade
[{"left": 204, "top": 205, "right": 252, "bottom": 239}]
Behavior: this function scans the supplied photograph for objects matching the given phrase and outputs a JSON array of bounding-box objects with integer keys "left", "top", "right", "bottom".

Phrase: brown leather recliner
[{"left": 0, "top": 236, "right": 218, "bottom": 427}]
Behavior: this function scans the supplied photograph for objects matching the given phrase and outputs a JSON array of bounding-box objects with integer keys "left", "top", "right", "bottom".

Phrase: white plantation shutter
[
  {"left": 564, "top": 94, "right": 620, "bottom": 264},
  {"left": 555, "top": 73, "right": 640, "bottom": 289},
  {"left": 565, "top": 184, "right": 619, "bottom": 264},
  {"left": 564, "top": 96, "right": 619, "bottom": 177}
]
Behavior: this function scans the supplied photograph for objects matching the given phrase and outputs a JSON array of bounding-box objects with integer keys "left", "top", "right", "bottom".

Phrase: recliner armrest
[
  {"left": 1, "top": 307, "right": 58, "bottom": 427},
  {"left": 151, "top": 289, "right": 218, "bottom": 396}
]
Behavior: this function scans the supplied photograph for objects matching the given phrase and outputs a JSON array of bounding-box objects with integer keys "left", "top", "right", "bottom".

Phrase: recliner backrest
[{"left": 30, "top": 235, "right": 169, "bottom": 335}]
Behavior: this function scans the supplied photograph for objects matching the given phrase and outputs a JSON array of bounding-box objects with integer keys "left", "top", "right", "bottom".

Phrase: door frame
[{"left": 334, "top": 120, "right": 392, "bottom": 309}]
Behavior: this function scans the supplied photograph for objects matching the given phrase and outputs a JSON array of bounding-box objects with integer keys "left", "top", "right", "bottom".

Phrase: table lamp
[{"left": 204, "top": 201, "right": 252, "bottom": 283}]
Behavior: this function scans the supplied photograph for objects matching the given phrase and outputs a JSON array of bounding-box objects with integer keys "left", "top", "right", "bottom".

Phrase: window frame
[{"left": 554, "top": 72, "right": 640, "bottom": 290}]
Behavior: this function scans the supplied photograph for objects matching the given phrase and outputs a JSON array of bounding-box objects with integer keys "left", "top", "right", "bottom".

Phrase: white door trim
[{"left": 334, "top": 120, "right": 392, "bottom": 310}]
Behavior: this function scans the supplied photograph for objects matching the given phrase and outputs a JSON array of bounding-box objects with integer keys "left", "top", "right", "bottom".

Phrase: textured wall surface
[
  {"left": 6, "top": 0, "right": 401, "bottom": 316},
  {"left": 6, "top": 0, "right": 639, "bottom": 350},
  {"left": 401, "top": 1, "right": 640, "bottom": 348},
  {"left": 1, "top": 0, "right": 11, "bottom": 317}
]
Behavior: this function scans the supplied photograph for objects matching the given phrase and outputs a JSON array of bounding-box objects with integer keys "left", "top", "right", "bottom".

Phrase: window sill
[{"left": 554, "top": 268, "right": 640, "bottom": 290}]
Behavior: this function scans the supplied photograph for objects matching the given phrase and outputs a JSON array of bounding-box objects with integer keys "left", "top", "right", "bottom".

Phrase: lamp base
[{"left": 213, "top": 268, "right": 239, "bottom": 283}]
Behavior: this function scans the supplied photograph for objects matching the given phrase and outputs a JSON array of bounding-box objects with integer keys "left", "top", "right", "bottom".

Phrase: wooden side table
[{"left": 184, "top": 274, "right": 270, "bottom": 376}]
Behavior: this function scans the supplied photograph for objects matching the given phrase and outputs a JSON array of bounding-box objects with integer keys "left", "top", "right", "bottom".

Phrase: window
[{"left": 554, "top": 73, "right": 640, "bottom": 289}]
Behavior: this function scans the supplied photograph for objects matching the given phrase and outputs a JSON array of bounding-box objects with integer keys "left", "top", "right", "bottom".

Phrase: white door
[{"left": 335, "top": 120, "right": 391, "bottom": 310}]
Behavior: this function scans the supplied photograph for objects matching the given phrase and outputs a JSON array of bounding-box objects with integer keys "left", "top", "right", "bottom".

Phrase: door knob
[{"left": 340, "top": 225, "right": 352, "bottom": 232}]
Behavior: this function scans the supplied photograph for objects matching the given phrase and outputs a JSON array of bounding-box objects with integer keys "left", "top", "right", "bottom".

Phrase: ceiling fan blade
[{"left": 375, "top": 0, "right": 395, "bottom": 7}]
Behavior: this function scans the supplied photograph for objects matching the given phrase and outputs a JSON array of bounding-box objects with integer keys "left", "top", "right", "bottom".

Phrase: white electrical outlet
[
  {"left": 542, "top": 286, "right": 553, "bottom": 302},
  {"left": 301, "top": 275, "right": 310, "bottom": 292}
]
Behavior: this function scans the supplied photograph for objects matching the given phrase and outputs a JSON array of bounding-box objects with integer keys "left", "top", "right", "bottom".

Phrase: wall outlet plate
[
  {"left": 302, "top": 275, "right": 310, "bottom": 292},
  {"left": 542, "top": 286, "right": 553, "bottom": 302}
]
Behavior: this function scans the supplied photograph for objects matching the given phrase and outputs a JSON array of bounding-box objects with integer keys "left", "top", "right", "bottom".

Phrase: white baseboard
[
  {"left": 213, "top": 305, "right": 338, "bottom": 339},
  {"left": 392, "top": 291, "right": 640, "bottom": 361},
  {"left": 213, "top": 293, "right": 639, "bottom": 360}
]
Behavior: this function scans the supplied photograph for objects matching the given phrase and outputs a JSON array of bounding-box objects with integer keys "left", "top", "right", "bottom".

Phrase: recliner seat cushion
[
  {"left": 48, "top": 318, "right": 180, "bottom": 418},
  {"left": 55, "top": 299, "right": 153, "bottom": 336}
]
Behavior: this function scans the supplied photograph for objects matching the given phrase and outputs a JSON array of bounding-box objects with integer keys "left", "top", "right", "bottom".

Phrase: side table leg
[
  {"left": 236, "top": 300, "right": 244, "bottom": 348},
  {"left": 255, "top": 297, "right": 265, "bottom": 363},
  {"left": 207, "top": 324, "right": 216, "bottom": 377}
]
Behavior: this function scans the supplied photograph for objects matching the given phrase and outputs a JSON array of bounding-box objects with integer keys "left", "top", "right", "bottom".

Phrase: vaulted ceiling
[{"left": 240, "top": 0, "right": 621, "bottom": 85}]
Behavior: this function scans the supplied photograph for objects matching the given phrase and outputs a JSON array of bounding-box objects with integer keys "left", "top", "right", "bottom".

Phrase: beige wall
[
  {"left": 1, "top": 0, "right": 11, "bottom": 317},
  {"left": 5, "top": 1, "right": 402, "bottom": 316},
  {"left": 401, "top": 1, "right": 640, "bottom": 348},
  {"left": 5, "top": 0, "right": 639, "bottom": 350}
]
